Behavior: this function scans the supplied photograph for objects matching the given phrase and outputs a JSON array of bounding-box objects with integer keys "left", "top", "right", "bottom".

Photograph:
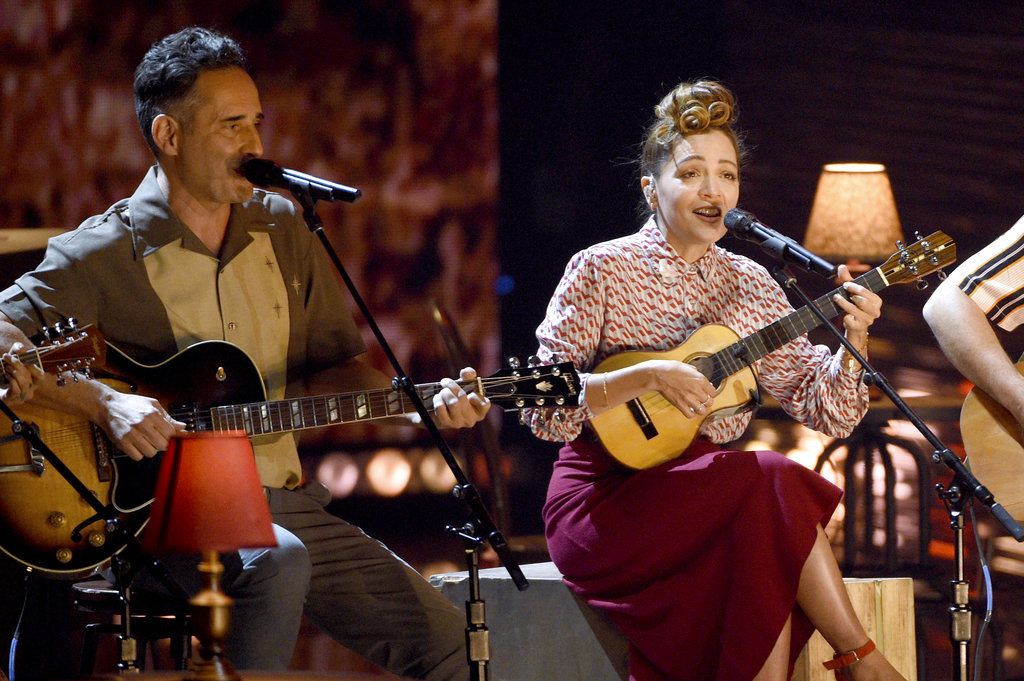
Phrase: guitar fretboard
[
  {"left": 201, "top": 383, "right": 449, "bottom": 435},
  {"left": 704, "top": 268, "right": 886, "bottom": 385}
]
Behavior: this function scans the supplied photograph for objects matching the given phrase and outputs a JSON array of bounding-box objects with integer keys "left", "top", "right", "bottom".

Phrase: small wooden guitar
[
  {"left": 960, "top": 362, "right": 1024, "bottom": 523},
  {"left": 590, "top": 231, "right": 955, "bottom": 469},
  {"left": 0, "top": 340, "right": 580, "bottom": 574}
]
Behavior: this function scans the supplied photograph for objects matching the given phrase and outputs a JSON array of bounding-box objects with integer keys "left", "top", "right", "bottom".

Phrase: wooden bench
[{"left": 429, "top": 562, "right": 916, "bottom": 681}]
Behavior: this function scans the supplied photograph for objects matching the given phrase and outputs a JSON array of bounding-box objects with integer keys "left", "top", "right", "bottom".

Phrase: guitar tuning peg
[
  {"left": 527, "top": 355, "right": 540, "bottom": 367},
  {"left": 507, "top": 357, "right": 521, "bottom": 370},
  {"left": 916, "top": 279, "right": 929, "bottom": 291},
  {"left": 41, "top": 325, "right": 52, "bottom": 341},
  {"left": 937, "top": 269, "right": 948, "bottom": 281},
  {"left": 66, "top": 317, "right": 78, "bottom": 331},
  {"left": 518, "top": 411, "right": 528, "bottom": 426}
]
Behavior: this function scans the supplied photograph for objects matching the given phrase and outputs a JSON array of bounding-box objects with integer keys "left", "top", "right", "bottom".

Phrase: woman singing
[{"left": 528, "top": 80, "right": 907, "bottom": 681}]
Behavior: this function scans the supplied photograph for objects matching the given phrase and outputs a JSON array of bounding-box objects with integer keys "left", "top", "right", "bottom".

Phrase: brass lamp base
[{"left": 188, "top": 550, "right": 240, "bottom": 681}]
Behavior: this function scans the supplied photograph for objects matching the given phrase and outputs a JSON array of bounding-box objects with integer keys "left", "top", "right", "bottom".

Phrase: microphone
[
  {"left": 240, "top": 158, "right": 361, "bottom": 203},
  {"left": 723, "top": 208, "right": 838, "bottom": 278}
]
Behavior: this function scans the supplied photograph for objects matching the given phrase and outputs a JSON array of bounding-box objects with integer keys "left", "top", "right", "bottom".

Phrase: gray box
[{"left": 429, "top": 561, "right": 627, "bottom": 681}]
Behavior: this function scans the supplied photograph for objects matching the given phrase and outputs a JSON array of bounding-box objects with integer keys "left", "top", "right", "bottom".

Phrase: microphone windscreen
[
  {"left": 239, "top": 158, "right": 283, "bottom": 187},
  {"left": 723, "top": 208, "right": 754, "bottom": 232}
]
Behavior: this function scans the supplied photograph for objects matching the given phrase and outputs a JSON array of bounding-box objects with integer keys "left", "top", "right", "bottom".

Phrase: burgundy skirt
[{"left": 543, "top": 437, "right": 842, "bottom": 681}]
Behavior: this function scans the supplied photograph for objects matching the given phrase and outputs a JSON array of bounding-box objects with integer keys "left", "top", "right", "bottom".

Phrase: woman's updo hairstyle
[{"left": 640, "top": 80, "right": 746, "bottom": 178}]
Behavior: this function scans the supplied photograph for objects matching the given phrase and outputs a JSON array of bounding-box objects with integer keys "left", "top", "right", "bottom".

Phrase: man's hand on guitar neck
[
  {"left": 309, "top": 357, "right": 491, "bottom": 430},
  {"left": 431, "top": 366, "right": 491, "bottom": 429}
]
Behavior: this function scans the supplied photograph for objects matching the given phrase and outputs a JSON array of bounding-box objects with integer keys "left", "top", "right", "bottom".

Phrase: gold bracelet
[
  {"left": 843, "top": 334, "right": 869, "bottom": 373},
  {"left": 601, "top": 374, "right": 610, "bottom": 408}
]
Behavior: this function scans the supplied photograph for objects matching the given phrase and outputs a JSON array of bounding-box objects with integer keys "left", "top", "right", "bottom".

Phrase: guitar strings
[{"left": 193, "top": 372, "right": 574, "bottom": 433}]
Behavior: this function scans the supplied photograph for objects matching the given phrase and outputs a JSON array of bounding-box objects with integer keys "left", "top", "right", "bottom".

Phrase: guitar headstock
[
  {"left": 878, "top": 230, "right": 956, "bottom": 289},
  {"left": 483, "top": 357, "right": 581, "bottom": 411},
  {"left": 15, "top": 319, "right": 106, "bottom": 385}
]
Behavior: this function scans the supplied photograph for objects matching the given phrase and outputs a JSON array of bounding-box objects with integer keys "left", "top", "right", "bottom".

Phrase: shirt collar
[
  {"left": 126, "top": 165, "right": 277, "bottom": 261},
  {"left": 639, "top": 216, "right": 722, "bottom": 283}
]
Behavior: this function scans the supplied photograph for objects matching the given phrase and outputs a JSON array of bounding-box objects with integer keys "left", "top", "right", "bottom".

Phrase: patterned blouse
[
  {"left": 953, "top": 214, "right": 1024, "bottom": 331},
  {"left": 529, "top": 218, "right": 869, "bottom": 443}
]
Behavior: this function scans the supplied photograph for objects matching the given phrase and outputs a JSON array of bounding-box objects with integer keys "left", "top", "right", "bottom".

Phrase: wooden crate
[{"left": 793, "top": 577, "right": 917, "bottom": 681}]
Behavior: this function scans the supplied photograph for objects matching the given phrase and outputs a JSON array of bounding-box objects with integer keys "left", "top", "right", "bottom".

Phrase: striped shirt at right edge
[{"left": 955, "top": 214, "right": 1024, "bottom": 331}]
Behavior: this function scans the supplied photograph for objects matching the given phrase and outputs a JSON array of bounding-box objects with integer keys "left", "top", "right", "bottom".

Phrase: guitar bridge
[
  {"left": 626, "top": 399, "right": 659, "bottom": 440},
  {"left": 91, "top": 424, "right": 113, "bottom": 483}
]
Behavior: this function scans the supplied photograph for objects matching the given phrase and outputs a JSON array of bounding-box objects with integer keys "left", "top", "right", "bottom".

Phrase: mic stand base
[
  {"left": 937, "top": 481, "right": 971, "bottom": 681},
  {"left": 448, "top": 521, "right": 490, "bottom": 681}
]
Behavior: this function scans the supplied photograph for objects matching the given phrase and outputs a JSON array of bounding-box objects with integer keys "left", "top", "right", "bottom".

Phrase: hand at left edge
[{"left": 0, "top": 342, "right": 43, "bottom": 404}]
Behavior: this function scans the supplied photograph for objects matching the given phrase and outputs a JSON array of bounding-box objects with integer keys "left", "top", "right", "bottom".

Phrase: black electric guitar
[
  {"left": 0, "top": 340, "right": 580, "bottom": 574},
  {"left": 590, "top": 231, "right": 955, "bottom": 469}
]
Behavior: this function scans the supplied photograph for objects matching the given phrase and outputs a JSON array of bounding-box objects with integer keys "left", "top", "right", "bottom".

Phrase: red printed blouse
[{"left": 529, "top": 218, "right": 869, "bottom": 443}]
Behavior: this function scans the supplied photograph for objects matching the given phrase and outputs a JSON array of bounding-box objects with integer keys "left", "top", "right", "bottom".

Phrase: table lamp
[
  {"left": 142, "top": 431, "right": 277, "bottom": 681},
  {"left": 803, "top": 163, "right": 905, "bottom": 266}
]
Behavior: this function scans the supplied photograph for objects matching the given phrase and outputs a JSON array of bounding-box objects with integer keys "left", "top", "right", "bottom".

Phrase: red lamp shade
[{"left": 142, "top": 431, "right": 277, "bottom": 553}]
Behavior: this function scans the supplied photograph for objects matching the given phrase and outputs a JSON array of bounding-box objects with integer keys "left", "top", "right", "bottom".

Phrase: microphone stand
[
  {"left": 0, "top": 398, "right": 188, "bottom": 676},
  {"left": 769, "top": 264, "right": 1024, "bottom": 681},
  {"left": 289, "top": 185, "right": 527, "bottom": 681}
]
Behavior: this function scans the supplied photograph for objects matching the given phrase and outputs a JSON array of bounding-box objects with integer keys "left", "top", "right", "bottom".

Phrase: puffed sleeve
[
  {"left": 750, "top": 271, "right": 869, "bottom": 438},
  {"left": 528, "top": 248, "right": 607, "bottom": 442}
]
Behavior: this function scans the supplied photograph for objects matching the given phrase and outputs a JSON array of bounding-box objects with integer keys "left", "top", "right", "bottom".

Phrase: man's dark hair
[{"left": 134, "top": 27, "right": 249, "bottom": 156}]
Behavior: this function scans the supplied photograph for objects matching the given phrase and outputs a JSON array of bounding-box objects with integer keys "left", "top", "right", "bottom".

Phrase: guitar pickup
[{"left": 626, "top": 398, "right": 659, "bottom": 440}]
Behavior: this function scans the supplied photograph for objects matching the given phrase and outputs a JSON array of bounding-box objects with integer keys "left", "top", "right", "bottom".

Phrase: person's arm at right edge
[
  {"left": 0, "top": 312, "right": 184, "bottom": 459},
  {"left": 922, "top": 276, "right": 1024, "bottom": 425}
]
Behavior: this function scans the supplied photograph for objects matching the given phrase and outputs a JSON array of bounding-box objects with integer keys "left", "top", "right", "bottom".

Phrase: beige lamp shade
[{"left": 803, "top": 163, "right": 904, "bottom": 262}]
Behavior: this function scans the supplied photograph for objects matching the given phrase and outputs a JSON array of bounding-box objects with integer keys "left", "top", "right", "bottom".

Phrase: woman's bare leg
[
  {"left": 753, "top": 614, "right": 792, "bottom": 681},
  {"left": 795, "top": 525, "right": 906, "bottom": 680}
]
